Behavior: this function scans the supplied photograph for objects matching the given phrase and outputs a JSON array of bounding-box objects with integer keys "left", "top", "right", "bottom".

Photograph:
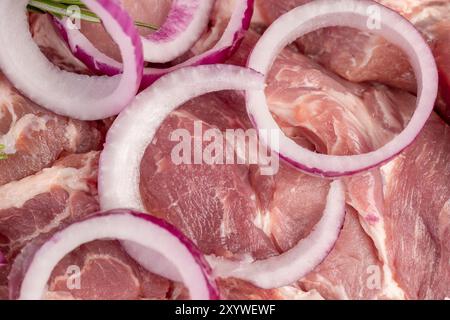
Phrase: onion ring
[
  {"left": 57, "top": 0, "right": 214, "bottom": 64},
  {"left": 246, "top": 0, "right": 438, "bottom": 177},
  {"left": 9, "top": 210, "right": 218, "bottom": 300},
  {"left": 98, "top": 64, "right": 264, "bottom": 212}
]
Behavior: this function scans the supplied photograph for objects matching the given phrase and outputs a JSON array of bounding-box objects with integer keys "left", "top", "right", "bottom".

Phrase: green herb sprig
[
  {"left": 0, "top": 144, "right": 7, "bottom": 160},
  {"left": 27, "top": 0, "right": 158, "bottom": 31}
]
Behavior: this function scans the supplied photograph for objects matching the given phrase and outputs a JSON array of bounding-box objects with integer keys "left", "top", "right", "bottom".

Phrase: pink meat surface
[
  {"left": 0, "top": 73, "right": 102, "bottom": 186},
  {"left": 139, "top": 93, "right": 280, "bottom": 260},
  {"left": 381, "top": 114, "right": 450, "bottom": 299},
  {"left": 433, "top": 21, "right": 450, "bottom": 122}
]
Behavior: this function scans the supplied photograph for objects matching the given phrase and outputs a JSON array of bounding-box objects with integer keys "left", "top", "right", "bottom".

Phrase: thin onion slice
[
  {"left": 0, "top": 0, "right": 143, "bottom": 121},
  {"left": 208, "top": 180, "right": 346, "bottom": 289},
  {"left": 9, "top": 210, "right": 218, "bottom": 300},
  {"left": 98, "top": 64, "right": 264, "bottom": 212},
  {"left": 98, "top": 64, "right": 263, "bottom": 283},
  {"left": 57, "top": 0, "right": 214, "bottom": 64},
  {"left": 139, "top": 0, "right": 215, "bottom": 63},
  {"left": 56, "top": 0, "right": 254, "bottom": 90},
  {"left": 246, "top": 0, "right": 439, "bottom": 177}
]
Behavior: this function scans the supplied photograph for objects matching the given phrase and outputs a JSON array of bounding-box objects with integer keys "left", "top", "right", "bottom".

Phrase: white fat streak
[
  {"left": 0, "top": 87, "right": 18, "bottom": 131},
  {"left": 409, "top": 3, "right": 450, "bottom": 38},
  {"left": 252, "top": 207, "right": 272, "bottom": 237},
  {"left": 380, "top": 156, "right": 400, "bottom": 193},
  {"left": 276, "top": 286, "right": 325, "bottom": 300},
  {"left": 356, "top": 35, "right": 378, "bottom": 71},
  {"left": 373, "top": 90, "right": 403, "bottom": 131},
  {"left": 64, "top": 121, "right": 80, "bottom": 151},
  {"left": 219, "top": 211, "right": 233, "bottom": 239},
  {"left": 358, "top": 216, "right": 405, "bottom": 299},
  {"left": 46, "top": 253, "right": 140, "bottom": 297},
  {"left": 351, "top": 160, "right": 405, "bottom": 300},
  {"left": 0, "top": 114, "right": 50, "bottom": 154},
  {"left": 0, "top": 153, "right": 96, "bottom": 210},
  {"left": 11, "top": 207, "right": 71, "bottom": 254},
  {"left": 308, "top": 274, "right": 350, "bottom": 300}
]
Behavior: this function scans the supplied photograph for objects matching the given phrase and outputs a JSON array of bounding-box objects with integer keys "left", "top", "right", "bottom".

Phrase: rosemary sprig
[
  {"left": 0, "top": 144, "right": 7, "bottom": 160},
  {"left": 27, "top": 0, "right": 158, "bottom": 31}
]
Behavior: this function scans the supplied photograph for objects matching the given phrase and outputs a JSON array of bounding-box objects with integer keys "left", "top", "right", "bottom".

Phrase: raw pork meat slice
[
  {"left": 381, "top": 114, "right": 450, "bottom": 299},
  {"left": 0, "top": 152, "right": 100, "bottom": 260},
  {"left": 300, "top": 207, "right": 385, "bottom": 299},
  {"left": 228, "top": 31, "right": 448, "bottom": 299},
  {"left": 0, "top": 153, "right": 177, "bottom": 300},
  {"left": 139, "top": 93, "right": 280, "bottom": 260},
  {"left": 0, "top": 73, "right": 102, "bottom": 186},
  {"left": 138, "top": 90, "right": 333, "bottom": 299},
  {"left": 44, "top": 240, "right": 175, "bottom": 300}
]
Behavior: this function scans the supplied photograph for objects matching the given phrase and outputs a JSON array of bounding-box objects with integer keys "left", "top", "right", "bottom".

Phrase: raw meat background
[{"left": 0, "top": 0, "right": 448, "bottom": 300}]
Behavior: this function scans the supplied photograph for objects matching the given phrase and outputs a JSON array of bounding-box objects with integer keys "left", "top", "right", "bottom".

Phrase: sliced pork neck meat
[
  {"left": 0, "top": 74, "right": 102, "bottom": 186},
  {"left": 381, "top": 114, "right": 450, "bottom": 299},
  {"left": 140, "top": 93, "right": 279, "bottom": 260},
  {"left": 0, "top": 153, "right": 183, "bottom": 300},
  {"left": 0, "top": 153, "right": 99, "bottom": 260}
]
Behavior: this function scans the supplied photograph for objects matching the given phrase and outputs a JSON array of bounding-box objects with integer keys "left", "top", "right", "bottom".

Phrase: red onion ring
[
  {"left": 0, "top": 0, "right": 143, "bottom": 121},
  {"left": 57, "top": 0, "right": 214, "bottom": 64},
  {"left": 208, "top": 180, "right": 345, "bottom": 288},
  {"left": 9, "top": 210, "right": 218, "bottom": 300},
  {"left": 98, "top": 64, "right": 264, "bottom": 212},
  {"left": 138, "top": 0, "right": 215, "bottom": 63},
  {"left": 246, "top": 0, "right": 439, "bottom": 177},
  {"left": 56, "top": 0, "right": 254, "bottom": 90},
  {"left": 98, "top": 64, "right": 263, "bottom": 285}
]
